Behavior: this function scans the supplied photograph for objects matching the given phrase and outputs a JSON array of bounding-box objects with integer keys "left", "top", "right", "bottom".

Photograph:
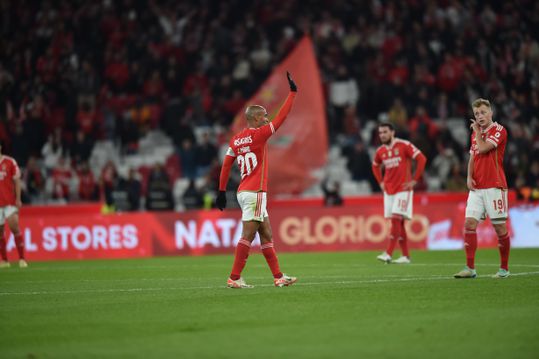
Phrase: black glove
[
  {"left": 216, "top": 191, "right": 227, "bottom": 211},
  {"left": 287, "top": 71, "right": 297, "bottom": 92}
]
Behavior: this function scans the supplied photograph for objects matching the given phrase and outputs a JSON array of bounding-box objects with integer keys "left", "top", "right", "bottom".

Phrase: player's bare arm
[
  {"left": 402, "top": 152, "right": 427, "bottom": 190},
  {"left": 371, "top": 162, "right": 384, "bottom": 192},
  {"left": 14, "top": 177, "right": 22, "bottom": 209},
  {"left": 466, "top": 154, "right": 476, "bottom": 191}
]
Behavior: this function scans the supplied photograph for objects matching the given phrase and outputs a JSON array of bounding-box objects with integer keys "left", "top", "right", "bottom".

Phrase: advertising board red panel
[{"left": 5, "top": 196, "right": 537, "bottom": 262}]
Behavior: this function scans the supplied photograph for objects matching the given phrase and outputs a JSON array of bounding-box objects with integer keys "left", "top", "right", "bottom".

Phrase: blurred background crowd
[{"left": 1, "top": 0, "right": 539, "bottom": 211}]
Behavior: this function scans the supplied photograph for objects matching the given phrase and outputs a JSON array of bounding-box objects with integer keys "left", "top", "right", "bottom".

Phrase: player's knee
[
  {"left": 492, "top": 223, "right": 507, "bottom": 237},
  {"left": 9, "top": 224, "right": 20, "bottom": 236},
  {"left": 464, "top": 218, "right": 478, "bottom": 231}
]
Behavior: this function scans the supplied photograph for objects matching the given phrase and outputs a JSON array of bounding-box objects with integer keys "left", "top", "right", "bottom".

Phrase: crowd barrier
[{"left": 5, "top": 192, "right": 538, "bottom": 261}]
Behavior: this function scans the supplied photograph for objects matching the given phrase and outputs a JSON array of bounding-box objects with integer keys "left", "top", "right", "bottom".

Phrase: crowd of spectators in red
[{"left": 1, "top": 0, "right": 538, "bottom": 206}]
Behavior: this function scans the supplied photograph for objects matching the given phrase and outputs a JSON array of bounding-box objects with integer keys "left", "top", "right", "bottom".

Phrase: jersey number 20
[{"left": 237, "top": 152, "right": 258, "bottom": 179}]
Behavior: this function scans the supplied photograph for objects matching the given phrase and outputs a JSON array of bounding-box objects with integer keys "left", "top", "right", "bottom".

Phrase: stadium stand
[{"left": 1, "top": 0, "right": 539, "bottom": 209}]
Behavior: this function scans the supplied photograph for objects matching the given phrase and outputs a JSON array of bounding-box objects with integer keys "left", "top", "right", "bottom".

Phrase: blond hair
[{"left": 472, "top": 98, "right": 491, "bottom": 108}]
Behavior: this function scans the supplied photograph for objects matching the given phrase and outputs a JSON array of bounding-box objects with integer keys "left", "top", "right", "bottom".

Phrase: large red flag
[{"left": 231, "top": 36, "right": 328, "bottom": 195}]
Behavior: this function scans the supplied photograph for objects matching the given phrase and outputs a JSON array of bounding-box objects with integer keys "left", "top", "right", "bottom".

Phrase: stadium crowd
[{"left": 1, "top": 0, "right": 539, "bottom": 210}]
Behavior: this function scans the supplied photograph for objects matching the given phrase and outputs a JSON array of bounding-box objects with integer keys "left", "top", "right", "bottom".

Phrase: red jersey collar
[
  {"left": 481, "top": 121, "right": 497, "bottom": 133},
  {"left": 383, "top": 138, "right": 399, "bottom": 149}
]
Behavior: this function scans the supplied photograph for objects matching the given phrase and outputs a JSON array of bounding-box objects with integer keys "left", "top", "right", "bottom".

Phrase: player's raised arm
[{"left": 267, "top": 72, "right": 298, "bottom": 132}]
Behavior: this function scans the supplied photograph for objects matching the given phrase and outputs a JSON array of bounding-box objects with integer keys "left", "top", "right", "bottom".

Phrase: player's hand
[
  {"left": 469, "top": 119, "right": 481, "bottom": 133},
  {"left": 216, "top": 191, "right": 227, "bottom": 211},
  {"left": 287, "top": 71, "right": 297, "bottom": 92},
  {"left": 15, "top": 199, "right": 22, "bottom": 209},
  {"left": 379, "top": 183, "right": 385, "bottom": 192},
  {"left": 402, "top": 180, "right": 417, "bottom": 191},
  {"left": 467, "top": 177, "right": 476, "bottom": 191}
]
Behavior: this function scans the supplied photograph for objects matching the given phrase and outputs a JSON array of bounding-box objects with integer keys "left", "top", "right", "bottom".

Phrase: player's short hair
[
  {"left": 472, "top": 98, "right": 491, "bottom": 108},
  {"left": 378, "top": 122, "right": 394, "bottom": 131},
  {"left": 245, "top": 105, "right": 265, "bottom": 122}
]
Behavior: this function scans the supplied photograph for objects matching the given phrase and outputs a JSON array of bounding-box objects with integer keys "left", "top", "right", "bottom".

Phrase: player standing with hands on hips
[
  {"left": 454, "top": 99, "right": 510, "bottom": 279},
  {"left": 217, "top": 72, "right": 298, "bottom": 288},
  {"left": 372, "top": 123, "right": 427, "bottom": 264},
  {"left": 0, "top": 142, "right": 27, "bottom": 268}
]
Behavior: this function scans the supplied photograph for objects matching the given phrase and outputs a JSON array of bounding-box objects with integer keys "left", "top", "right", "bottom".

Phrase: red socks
[
  {"left": 261, "top": 242, "right": 283, "bottom": 279},
  {"left": 230, "top": 238, "right": 251, "bottom": 280},
  {"left": 14, "top": 233, "right": 25, "bottom": 260},
  {"left": 0, "top": 235, "right": 7, "bottom": 261},
  {"left": 399, "top": 221, "right": 409, "bottom": 257},
  {"left": 498, "top": 233, "right": 510, "bottom": 270},
  {"left": 386, "top": 217, "right": 402, "bottom": 256},
  {"left": 464, "top": 230, "right": 477, "bottom": 269}
]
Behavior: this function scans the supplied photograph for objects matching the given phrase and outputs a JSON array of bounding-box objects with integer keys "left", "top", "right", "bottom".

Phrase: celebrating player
[
  {"left": 0, "top": 143, "right": 27, "bottom": 268},
  {"left": 454, "top": 99, "right": 510, "bottom": 279},
  {"left": 372, "top": 123, "right": 427, "bottom": 264},
  {"left": 217, "top": 72, "right": 298, "bottom": 288}
]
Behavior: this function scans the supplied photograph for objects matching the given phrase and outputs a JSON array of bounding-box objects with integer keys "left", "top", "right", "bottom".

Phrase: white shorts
[
  {"left": 0, "top": 205, "right": 18, "bottom": 225},
  {"left": 237, "top": 191, "right": 268, "bottom": 222},
  {"left": 465, "top": 188, "right": 508, "bottom": 223},
  {"left": 384, "top": 191, "right": 413, "bottom": 219}
]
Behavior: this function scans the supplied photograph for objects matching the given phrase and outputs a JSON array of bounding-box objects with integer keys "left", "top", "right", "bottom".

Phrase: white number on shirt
[{"left": 237, "top": 152, "right": 258, "bottom": 179}]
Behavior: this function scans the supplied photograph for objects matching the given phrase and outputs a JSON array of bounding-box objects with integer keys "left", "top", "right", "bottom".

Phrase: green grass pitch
[{"left": 1, "top": 249, "right": 538, "bottom": 358}]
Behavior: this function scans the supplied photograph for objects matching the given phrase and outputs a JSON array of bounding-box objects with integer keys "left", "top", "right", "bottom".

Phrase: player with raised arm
[
  {"left": 454, "top": 99, "right": 510, "bottom": 279},
  {"left": 0, "top": 143, "right": 27, "bottom": 268},
  {"left": 217, "top": 72, "right": 298, "bottom": 288},
  {"left": 372, "top": 123, "right": 427, "bottom": 264}
]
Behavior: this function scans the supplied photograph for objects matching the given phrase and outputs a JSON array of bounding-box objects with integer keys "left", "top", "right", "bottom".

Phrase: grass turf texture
[{"left": 1, "top": 249, "right": 538, "bottom": 358}]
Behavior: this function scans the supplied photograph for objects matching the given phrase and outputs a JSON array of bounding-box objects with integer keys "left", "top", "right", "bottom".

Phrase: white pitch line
[
  {"left": 2, "top": 263, "right": 539, "bottom": 285},
  {"left": 1, "top": 271, "right": 539, "bottom": 296},
  {"left": 8, "top": 262, "right": 539, "bottom": 271}
]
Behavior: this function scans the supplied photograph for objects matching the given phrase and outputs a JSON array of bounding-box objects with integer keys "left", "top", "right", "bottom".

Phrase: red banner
[
  {"left": 231, "top": 36, "right": 328, "bottom": 194},
  {"left": 7, "top": 197, "right": 539, "bottom": 261},
  {"left": 5, "top": 214, "right": 152, "bottom": 261}
]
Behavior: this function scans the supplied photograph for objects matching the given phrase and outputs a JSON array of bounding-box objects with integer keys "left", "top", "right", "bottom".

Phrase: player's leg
[
  {"left": 228, "top": 192, "right": 262, "bottom": 288},
  {"left": 393, "top": 191, "right": 412, "bottom": 263},
  {"left": 6, "top": 208, "right": 27, "bottom": 267},
  {"left": 0, "top": 222, "right": 9, "bottom": 268},
  {"left": 464, "top": 217, "right": 479, "bottom": 267},
  {"left": 492, "top": 222, "right": 510, "bottom": 278},
  {"left": 258, "top": 216, "right": 296, "bottom": 287},
  {"left": 392, "top": 218, "right": 410, "bottom": 264},
  {"left": 258, "top": 216, "right": 282, "bottom": 279},
  {"left": 454, "top": 190, "right": 484, "bottom": 278},
  {"left": 486, "top": 189, "right": 510, "bottom": 277},
  {"left": 228, "top": 220, "right": 258, "bottom": 285},
  {"left": 377, "top": 193, "right": 396, "bottom": 263}
]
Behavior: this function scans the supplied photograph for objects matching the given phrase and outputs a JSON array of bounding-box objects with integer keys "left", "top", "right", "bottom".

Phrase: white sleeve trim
[
  {"left": 486, "top": 138, "right": 498, "bottom": 147},
  {"left": 269, "top": 123, "right": 275, "bottom": 133},
  {"left": 225, "top": 147, "right": 236, "bottom": 157}
]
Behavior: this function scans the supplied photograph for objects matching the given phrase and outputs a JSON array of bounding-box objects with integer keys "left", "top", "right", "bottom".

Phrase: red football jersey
[
  {"left": 0, "top": 156, "right": 21, "bottom": 206},
  {"left": 227, "top": 122, "right": 277, "bottom": 192},
  {"left": 469, "top": 121, "right": 507, "bottom": 189},
  {"left": 373, "top": 138, "right": 422, "bottom": 195}
]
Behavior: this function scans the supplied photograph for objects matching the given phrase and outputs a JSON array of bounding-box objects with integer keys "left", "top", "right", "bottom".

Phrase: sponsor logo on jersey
[
  {"left": 234, "top": 136, "right": 253, "bottom": 146},
  {"left": 382, "top": 157, "right": 402, "bottom": 169}
]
